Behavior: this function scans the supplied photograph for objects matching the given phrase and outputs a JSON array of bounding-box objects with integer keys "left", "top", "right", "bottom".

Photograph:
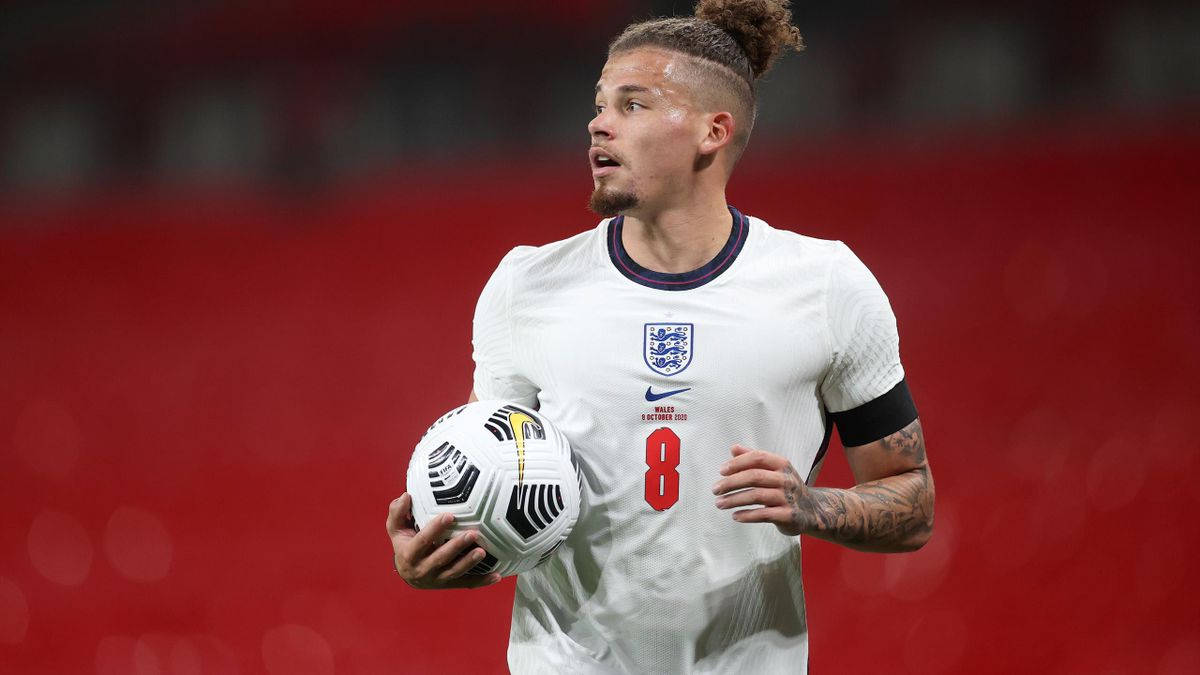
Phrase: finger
[
  {"left": 436, "top": 545, "right": 490, "bottom": 581},
  {"left": 730, "top": 506, "right": 793, "bottom": 524},
  {"left": 418, "top": 530, "right": 481, "bottom": 577},
  {"left": 730, "top": 444, "right": 755, "bottom": 457},
  {"left": 386, "top": 494, "right": 414, "bottom": 536},
  {"left": 720, "top": 448, "right": 789, "bottom": 475},
  {"left": 715, "top": 487, "right": 787, "bottom": 510},
  {"left": 409, "top": 512, "right": 456, "bottom": 552},
  {"left": 442, "top": 572, "right": 503, "bottom": 590},
  {"left": 713, "top": 468, "right": 788, "bottom": 495}
]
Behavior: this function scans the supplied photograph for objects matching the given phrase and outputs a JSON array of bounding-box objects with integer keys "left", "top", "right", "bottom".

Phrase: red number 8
[{"left": 645, "top": 427, "right": 680, "bottom": 510}]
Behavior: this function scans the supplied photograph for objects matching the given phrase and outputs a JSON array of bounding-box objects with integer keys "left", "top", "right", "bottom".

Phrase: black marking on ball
[
  {"left": 505, "top": 484, "right": 564, "bottom": 539},
  {"left": 428, "top": 442, "right": 480, "bottom": 505}
]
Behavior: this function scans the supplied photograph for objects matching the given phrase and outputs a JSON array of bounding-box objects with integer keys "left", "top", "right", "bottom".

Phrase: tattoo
[
  {"left": 782, "top": 465, "right": 803, "bottom": 529},
  {"left": 879, "top": 419, "right": 926, "bottom": 464},
  {"left": 799, "top": 419, "right": 934, "bottom": 551}
]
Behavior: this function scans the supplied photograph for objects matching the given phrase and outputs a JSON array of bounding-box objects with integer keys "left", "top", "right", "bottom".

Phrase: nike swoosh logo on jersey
[{"left": 645, "top": 386, "right": 691, "bottom": 402}]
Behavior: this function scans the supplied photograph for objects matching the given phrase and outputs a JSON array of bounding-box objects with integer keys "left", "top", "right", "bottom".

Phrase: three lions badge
[{"left": 644, "top": 323, "right": 693, "bottom": 376}]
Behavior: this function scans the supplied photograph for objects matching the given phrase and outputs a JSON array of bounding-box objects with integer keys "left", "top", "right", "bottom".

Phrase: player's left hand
[{"left": 713, "top": 445, "right": 816, "bottom": 537}]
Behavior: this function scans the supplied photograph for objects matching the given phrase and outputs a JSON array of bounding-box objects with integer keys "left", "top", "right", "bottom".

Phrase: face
[{"left": 588, "top": 48, "right": 711, "bottom": 217}]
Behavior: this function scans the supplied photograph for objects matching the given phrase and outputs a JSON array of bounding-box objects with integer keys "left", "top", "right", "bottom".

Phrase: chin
[{"left": 588, "top": 185, "right": 639, "bottom": 217}]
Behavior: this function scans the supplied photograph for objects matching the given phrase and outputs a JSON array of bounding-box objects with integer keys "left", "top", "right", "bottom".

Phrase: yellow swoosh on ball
[{"left": 508, "top": 411, "right": 535, "bottom": 487}]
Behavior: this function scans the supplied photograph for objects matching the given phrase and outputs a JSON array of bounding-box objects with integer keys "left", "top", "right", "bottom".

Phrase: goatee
[{"left": 588, "top": 186, "right": 638, "bottom": 217}]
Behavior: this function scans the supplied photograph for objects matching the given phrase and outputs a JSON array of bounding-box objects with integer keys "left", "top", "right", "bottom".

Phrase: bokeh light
[
  {"left": 1, "top": 0, "right": 1196, "bottom": 672},
  {"left": 104, "top": 507, "right": 173, "bottom": 583}
]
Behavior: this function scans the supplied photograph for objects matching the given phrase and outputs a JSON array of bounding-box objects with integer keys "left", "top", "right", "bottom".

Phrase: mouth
[{"left": 589, "top": 147, "right": 623, "bottom": 177}]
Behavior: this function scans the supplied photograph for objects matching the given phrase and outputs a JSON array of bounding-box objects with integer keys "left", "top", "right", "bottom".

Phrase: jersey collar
[{"left": 607, "top": 205, "right": 749, "bottom": 292}]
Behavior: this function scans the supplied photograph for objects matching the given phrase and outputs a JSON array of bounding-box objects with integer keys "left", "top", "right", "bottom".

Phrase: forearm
[{"left": 798, "top": 465, "right": 935, "bottom": 553}]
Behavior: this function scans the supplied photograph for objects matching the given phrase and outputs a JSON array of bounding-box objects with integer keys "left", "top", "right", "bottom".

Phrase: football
[{"left": 406, "top": 400, "right": 581, "bottom": 577}]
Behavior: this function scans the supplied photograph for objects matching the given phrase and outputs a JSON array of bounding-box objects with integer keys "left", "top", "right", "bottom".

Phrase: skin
[
  {"left": 388, "top": 49, "right": 934, "bottom": 589},
  {"left": 387, "top": 495, "right": 501, "bottom": 588},
  {"left": 388, "top": 390, "right": 497, "bottom": 590},
  {"left": 713, "top": 419, "right": 934, "bottom": 553},
  {"left": 589, "top": 48, "right": 741, "bottom": 274}
]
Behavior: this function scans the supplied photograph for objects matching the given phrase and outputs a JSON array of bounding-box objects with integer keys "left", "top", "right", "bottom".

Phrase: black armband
[{"left": 829, "top": 378, "right": 918, "bottom": 447}]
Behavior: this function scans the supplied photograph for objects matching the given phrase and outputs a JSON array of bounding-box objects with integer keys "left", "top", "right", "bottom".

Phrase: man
[{"left": 388, "top": 1, "right": 934, "bottom": 672}]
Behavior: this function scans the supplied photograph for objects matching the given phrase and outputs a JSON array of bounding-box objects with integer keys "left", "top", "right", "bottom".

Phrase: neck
[{"left": 620, "top": 192, "right": 732, "bottom": 274}]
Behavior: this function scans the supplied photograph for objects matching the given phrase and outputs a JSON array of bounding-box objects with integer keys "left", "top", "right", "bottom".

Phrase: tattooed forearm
[
  {"left": 801, "top": 469, "right": 933, "bottom": 551},
  {"left": 793, "top": 419, "right": 935, "bottom": 552}
]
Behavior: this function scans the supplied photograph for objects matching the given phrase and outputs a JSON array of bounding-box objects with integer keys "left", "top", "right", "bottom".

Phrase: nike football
[{"left": 406, "top": 400, "right": 581, "bottom": 577}]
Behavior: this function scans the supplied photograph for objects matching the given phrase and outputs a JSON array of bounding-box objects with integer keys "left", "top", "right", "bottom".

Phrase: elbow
[
  {"left": 902, "top": 522, "right": 934, "bottom": 552},
  {"left": 894, "top": 520, "right": 933, "bottom": 553}
]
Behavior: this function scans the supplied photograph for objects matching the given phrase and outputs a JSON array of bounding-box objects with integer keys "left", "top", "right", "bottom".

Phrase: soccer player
[{"left": 387, "top": 0, "right": 935, "bottom": 672}]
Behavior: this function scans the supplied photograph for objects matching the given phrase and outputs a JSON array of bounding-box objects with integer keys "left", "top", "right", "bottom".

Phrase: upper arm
[
  {"left": 819, "top": 242, "right": 904, "bottom": 416},
  {"left": 472, "top": 249, "right": 539, "bottom": 407},
  {"left": 844, "top": 417, "right": 927, "bottom": 484},
  {"left": 820, "top": 241, "right": 925, "bottom": 484}
]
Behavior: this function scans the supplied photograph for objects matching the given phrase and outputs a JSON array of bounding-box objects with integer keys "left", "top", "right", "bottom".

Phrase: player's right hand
[{"left": 387, "top": 493, "right": 502, "bottom": 589}]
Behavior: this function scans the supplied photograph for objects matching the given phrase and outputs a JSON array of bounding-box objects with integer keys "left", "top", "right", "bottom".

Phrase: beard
[{"left": 588, "top": 183, "right": 639, "bottom": 217}]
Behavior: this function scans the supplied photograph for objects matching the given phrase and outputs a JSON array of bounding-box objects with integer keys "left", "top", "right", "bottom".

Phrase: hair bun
[{"left": 695, "top": 0, "right": 804, "bottom": 79}]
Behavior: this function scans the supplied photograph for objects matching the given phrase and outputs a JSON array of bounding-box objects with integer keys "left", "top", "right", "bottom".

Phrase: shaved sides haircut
[{"left": 608, "top": 0, "right": 804, "bottom": 156}]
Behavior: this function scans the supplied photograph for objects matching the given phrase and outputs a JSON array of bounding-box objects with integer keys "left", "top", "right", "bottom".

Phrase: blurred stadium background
[{"left": 1, "top": 0, "right": 1197, "bottom": 673}]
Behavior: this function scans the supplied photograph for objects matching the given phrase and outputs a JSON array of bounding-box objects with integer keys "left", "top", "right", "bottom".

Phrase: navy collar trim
[{"left": 607, "top": 206, "right": 749, "bottom": 292}]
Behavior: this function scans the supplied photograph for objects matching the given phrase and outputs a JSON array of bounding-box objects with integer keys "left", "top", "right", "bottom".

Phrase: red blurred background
[
  {"left": 4, "top": 120, "right": 1198, "bottom": 673},
  {"left": 2, "top": 1, "right": 1199, "bottom": 673}
]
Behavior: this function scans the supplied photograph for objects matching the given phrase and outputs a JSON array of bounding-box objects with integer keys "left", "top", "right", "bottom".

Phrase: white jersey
[{"left": 472, "top": 207, "right": 915, "bottom": 674}]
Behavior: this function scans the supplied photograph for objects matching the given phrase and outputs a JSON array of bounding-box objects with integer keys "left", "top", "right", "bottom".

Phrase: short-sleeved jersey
[{"left": 472, "top": 207, "right": 916, "bottom": 674}]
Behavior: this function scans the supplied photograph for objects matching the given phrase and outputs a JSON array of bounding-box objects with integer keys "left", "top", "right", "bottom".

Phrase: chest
[{"left": 514, "top": 280, "right": 831, "bottom": 404}]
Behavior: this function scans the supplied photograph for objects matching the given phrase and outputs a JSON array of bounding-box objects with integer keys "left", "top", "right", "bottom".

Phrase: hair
[{"left": 607, "top": 0, "right": 804, "bottom": 155}]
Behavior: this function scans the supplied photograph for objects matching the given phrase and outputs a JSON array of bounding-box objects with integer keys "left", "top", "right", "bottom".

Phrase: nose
[{"left": 588, "top": 110, "right": 612, "bottom": 141}]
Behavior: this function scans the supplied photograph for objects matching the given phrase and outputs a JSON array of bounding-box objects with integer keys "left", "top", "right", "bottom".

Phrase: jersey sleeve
[
  {"left": 471, "top": 248, "right": 540, "bottom": 408},
  {"left": 819, "top": 241, "right": 918, "bottom": 447}
]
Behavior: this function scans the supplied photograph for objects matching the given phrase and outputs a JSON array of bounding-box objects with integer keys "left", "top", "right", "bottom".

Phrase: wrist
[{"left": 795, "top": 486, "right": 845, "bottom": 537}]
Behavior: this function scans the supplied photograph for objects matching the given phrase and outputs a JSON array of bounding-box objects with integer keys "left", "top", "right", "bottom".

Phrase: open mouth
[{"left": 590, "top": 148, "right": 623, "bottom": 171}]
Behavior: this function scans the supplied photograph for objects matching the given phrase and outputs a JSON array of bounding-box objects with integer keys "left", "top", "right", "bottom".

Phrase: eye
[
  {"left": 594, "top": 104, "right": 605, "bottom": 115},
  {"left": 626, "top": 101, "right": 643, "bottom": 112}
]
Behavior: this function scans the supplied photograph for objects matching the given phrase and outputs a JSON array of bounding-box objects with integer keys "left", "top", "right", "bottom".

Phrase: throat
[
  {"left": 621, "top": 208, "right": 735, "bottom": 274},
  {"left": 607, "top": 205, "right": 748, "bottom": 292}
]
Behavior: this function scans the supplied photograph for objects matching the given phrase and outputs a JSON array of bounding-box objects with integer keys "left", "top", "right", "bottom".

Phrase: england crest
[{"left": 644, "top": 323, "right": 693, "bottom": 376}]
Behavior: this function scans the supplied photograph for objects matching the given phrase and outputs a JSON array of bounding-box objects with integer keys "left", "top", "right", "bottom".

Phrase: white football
[{"left": 406, "top": 400, "right": 581, "bottom": 577}]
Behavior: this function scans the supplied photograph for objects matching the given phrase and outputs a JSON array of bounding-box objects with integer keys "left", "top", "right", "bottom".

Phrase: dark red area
[{"left": 1, "top": 120, "right": 1198, "bottom": 673}]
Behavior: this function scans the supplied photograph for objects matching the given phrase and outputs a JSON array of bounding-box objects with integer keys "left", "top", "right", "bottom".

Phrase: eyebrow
[{"left": 594, "top": 83, "right": 652, "bottom": 95}]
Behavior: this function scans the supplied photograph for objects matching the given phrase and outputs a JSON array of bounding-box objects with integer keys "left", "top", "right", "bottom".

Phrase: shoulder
[
  {"left": 495, "top": 221, "right": 607, "bottom": 289},
  {"left": 746, "top": 215, "right": 858, "bottom": 275},
  {"left": 502, "top": 226, "right": 595, "bottom": 264},
  {"left": 742, "top": 217, "right": 889, "bottom": 316}
]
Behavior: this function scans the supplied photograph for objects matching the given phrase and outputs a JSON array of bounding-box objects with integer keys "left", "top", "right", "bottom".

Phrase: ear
[{"left": 697, "top": 111, "right": 735, "bottom": 157}]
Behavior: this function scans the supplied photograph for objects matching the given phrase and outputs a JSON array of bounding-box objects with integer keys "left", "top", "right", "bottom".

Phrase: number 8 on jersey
[{"left": 645, "top": 427, "right": 680, "bottom": 510}]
